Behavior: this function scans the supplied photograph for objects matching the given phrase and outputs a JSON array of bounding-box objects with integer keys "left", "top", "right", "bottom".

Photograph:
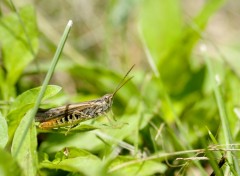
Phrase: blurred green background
[{"left": 1, "top": 0, "right": 240, "bottom": 175}]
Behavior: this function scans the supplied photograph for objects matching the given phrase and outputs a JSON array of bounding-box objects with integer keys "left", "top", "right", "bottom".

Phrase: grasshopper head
[
  {"left": 98, "top": 94, "right": 114, "bottom": 112},
  {"left": 102, "top": 94, "right": 114, "bottom": 107}
]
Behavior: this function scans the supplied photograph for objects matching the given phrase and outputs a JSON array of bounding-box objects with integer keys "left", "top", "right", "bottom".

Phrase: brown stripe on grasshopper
[{"left": 36, "top": 65, "right": 134, "bottom": 130}]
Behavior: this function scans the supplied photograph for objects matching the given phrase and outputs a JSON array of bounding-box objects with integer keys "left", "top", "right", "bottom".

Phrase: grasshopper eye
[{"left": 103, "top": 94, "right": 112, "bottom": 103}]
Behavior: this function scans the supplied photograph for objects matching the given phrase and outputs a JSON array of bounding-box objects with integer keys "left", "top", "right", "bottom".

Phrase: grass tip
[
  {"left": 234, "top": 108, "right": 240, "bottom": 120},
  {"left": 215, "top": 74, "right": 221, "bottom": 86},
  {"left": 68, "top": 20, "right": 73, "bottom": 26},
  {"left": 200, "top": 44, "right": 207, "bottom": 53}
]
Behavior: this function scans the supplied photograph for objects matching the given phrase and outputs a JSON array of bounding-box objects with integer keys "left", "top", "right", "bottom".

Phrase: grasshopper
[{"left": 35, "top": 65, "right": 134, "bottom": 131}]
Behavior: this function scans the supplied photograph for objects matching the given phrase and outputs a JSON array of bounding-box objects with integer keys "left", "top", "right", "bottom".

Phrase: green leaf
[
  {"left": 0, "top": 112, "right": 8, "bottom": 148},
  {"left": 7, "top": 85, "right": 62, "bottom": 142},
  {"left": 38, "top": 124, "right": 100, "bottom": 134},
  {"left": 39, "top": 147, "right": 103, "bottom": 175},
  {"left": 139, "top": 0, "right": 183, "bottom": 61},
  {"left": 139, "top": 0, "right": 225, "bottom": 96},
  {"left": 109, "top": 156, "right": 167, "bottom": 175},
  {"left": 11, "top": 110, "right": 38, "bottom": 176},
  {"left": 51, "top": 147, "right": 97, "bottom": 162},
  {"left": 193, "top": 0, "right": 226, "bottom": 28},
  {"left": 10, "top": 85, "right": 62, "bottom": 111},
  {"left": 0, "top": 5, "right": 38, "bottom": 85},
  {"left": 0, "top": 69, "right": 5, "bottom": 100},
  {"left": 0, "top": 148, "right": 23, "bottom": 176}
]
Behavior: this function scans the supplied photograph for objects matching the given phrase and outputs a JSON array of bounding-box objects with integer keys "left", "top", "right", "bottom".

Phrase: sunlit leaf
[
  {"left": 7, "top": 85, "right": 62, "bottom": 142},
  {"left": 0, "top": 112, "right": 8, "bottom": 148},
  {"left": 37, "top": 124, "right": 100, "bottom": 134},
  {"left": 0, "top": 5, "right": 38, "bottom": 85},
  {"left": 39, "top": 147, "right": 103, "bottom": 175},
  {"left": 11, "top": 110, "right": 38, "bottom": 176},
  {"left": 109, "top": 156, "right": 167, "bottom": 175}
]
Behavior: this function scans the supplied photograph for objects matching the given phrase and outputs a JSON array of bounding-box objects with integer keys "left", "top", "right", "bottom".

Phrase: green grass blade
[
  {"left": 202, "top": 44, "right": 240, "bottom": 175},
  {"left": 12, "top": 20, "right": 73, "bottom": 158}
]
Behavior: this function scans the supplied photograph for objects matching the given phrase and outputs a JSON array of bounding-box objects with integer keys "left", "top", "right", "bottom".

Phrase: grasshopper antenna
[{"left": 112, "top": 64, "right": 135, "bottom": 97}]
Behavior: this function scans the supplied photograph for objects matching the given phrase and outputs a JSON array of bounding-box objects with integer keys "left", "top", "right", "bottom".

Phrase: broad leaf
[
  {"left": 7, "top": 85, "right": 62, "bottom": 142},
  {"left": 39, "top": 147, "right": 103, "bottom": 175},
  {"left": 11, "top": 110, "right": 37, "bottom": 176},
  {"left": 0, "top": 5, "right": 38, "bottom": 85},
  {"left": 109, "top": 156, "right": 167, "bottom": 175}
]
